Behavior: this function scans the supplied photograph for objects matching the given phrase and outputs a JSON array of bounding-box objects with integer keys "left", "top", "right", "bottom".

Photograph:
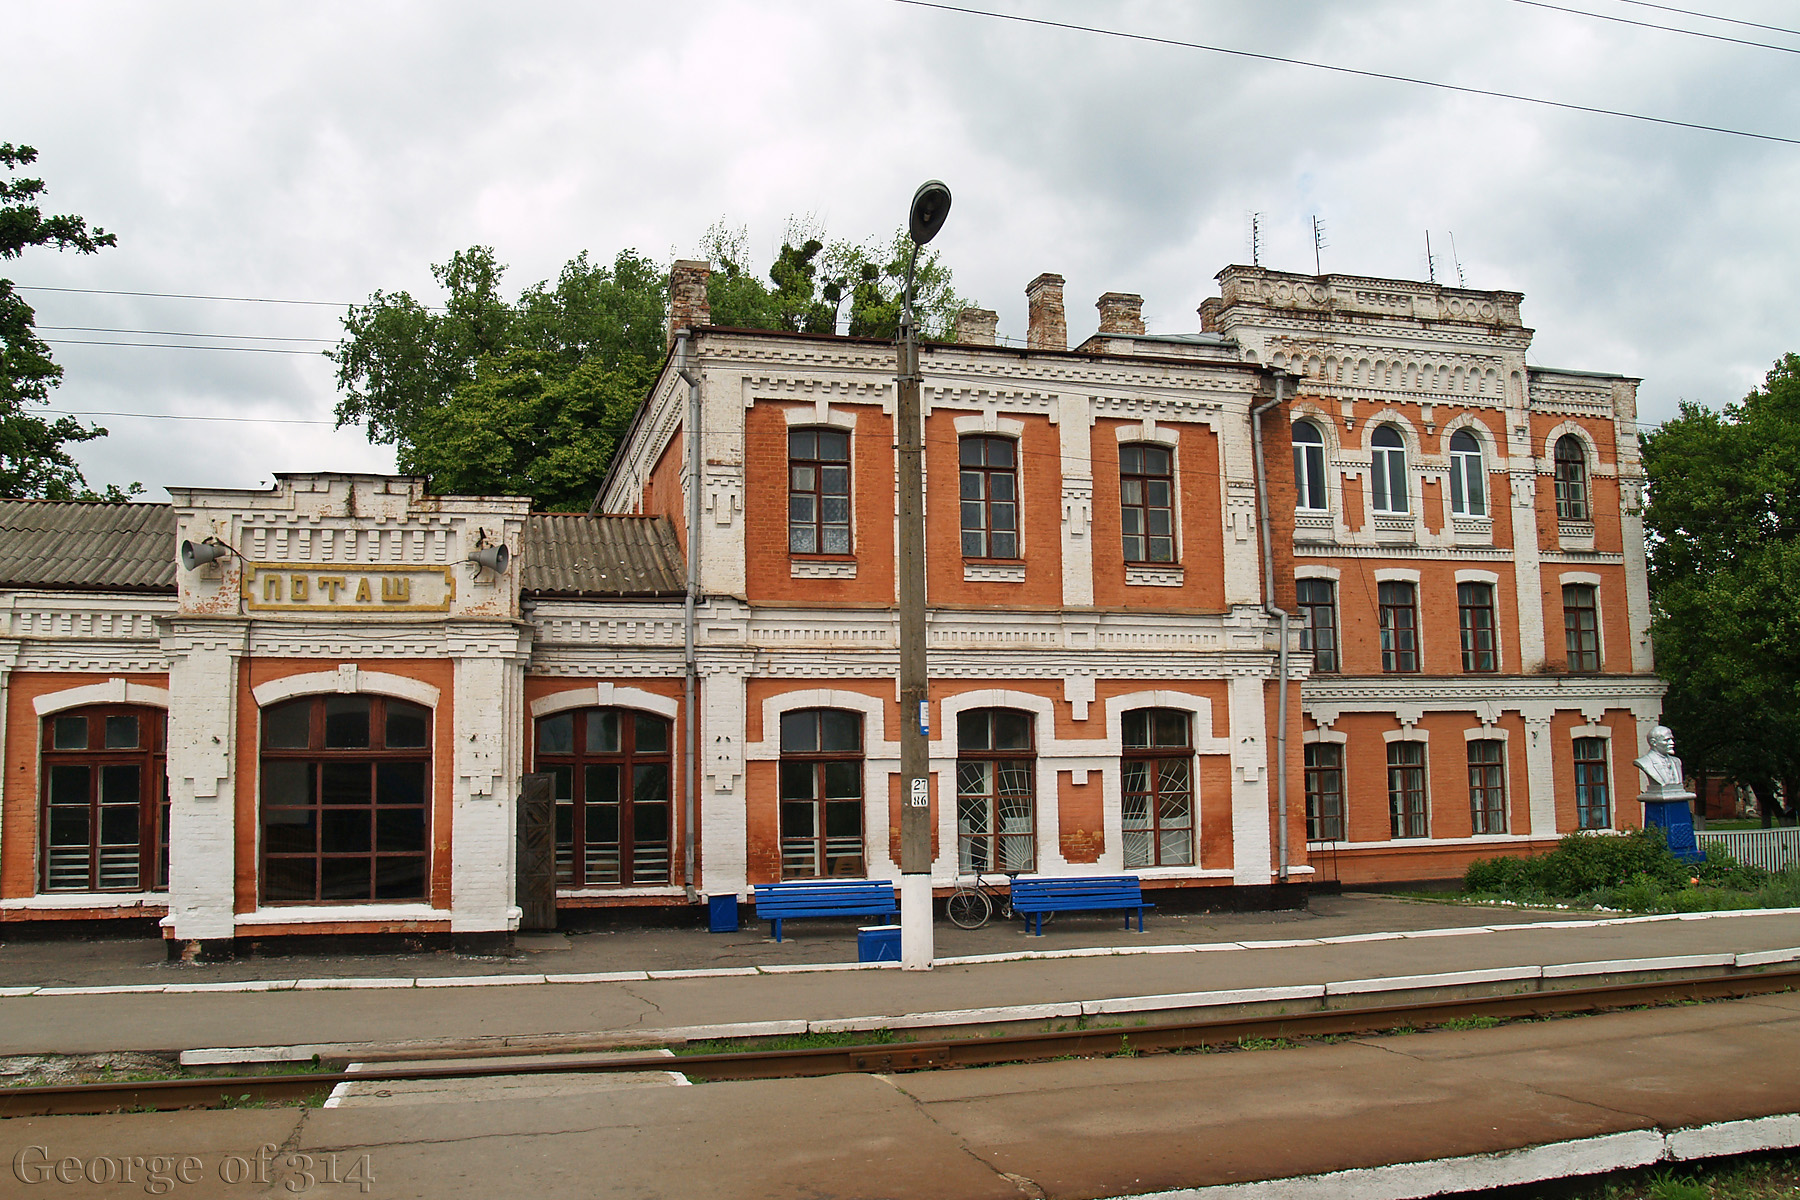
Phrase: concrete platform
[{"left": 5, "top": 993, "right": 1797, "bottom": 1198}]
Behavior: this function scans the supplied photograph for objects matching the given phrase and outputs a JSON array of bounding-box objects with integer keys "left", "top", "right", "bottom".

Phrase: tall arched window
[
  {"left": 1121, "top": 708, "right": 1194, "bottom": 867},
  {"left": 535, "top": 708, "right": 671, "bottom": 887},
  {"left": 1370, "top": 425, "right": 1409, "bottom": 514},
  {"left": 1292, "top": 421, "right": 1328, "bottom": 512},
  {"left": 40, "top": 705, "right": 168, "bottom": 892},
  {"left": 956, "top": 708, "right": 1035, "bottom": 873},
  {"left": 1448, "top": 429, "right": 1486, "bottom": 516},
  {"left": 1554, "top": 435, "right": 1590, "bottom": 520},
  {"left": 779, "top": 708, "right": 864, "bottom": 878},
  {"left": 260, "top": 695, "right": 431, "bottom": 903}
]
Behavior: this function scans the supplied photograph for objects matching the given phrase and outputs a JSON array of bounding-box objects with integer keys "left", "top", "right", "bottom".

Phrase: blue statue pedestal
[{"left": 1640, "top": 792, "right": 1704, "bottom": 864}]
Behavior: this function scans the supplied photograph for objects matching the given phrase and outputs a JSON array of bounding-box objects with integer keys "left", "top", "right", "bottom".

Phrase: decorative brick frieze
[
  {"left": 1125, "top": 565, "right": 1185, "bottom": 587},
  {"left": 789, "top": 558, "right": 858, "bottom": 580},
  {"left": 963, "top": 562, "right": 1026, "bottom": 584}
]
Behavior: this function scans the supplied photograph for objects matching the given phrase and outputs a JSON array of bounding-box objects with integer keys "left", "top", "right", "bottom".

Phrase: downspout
[
  {"left": 1250, "top": 373, "right": 1291, "bottom": 884},
  {"left": 675, "top": 331, "right": 702, "bottom": 903}
]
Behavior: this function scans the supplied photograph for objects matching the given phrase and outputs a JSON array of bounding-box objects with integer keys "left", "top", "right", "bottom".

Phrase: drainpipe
[
  {"left": 675, "top": 331, "right": 702, "bottom": 903},
  {"left": 1250, "top": 373, "right": 1292, "bottom": 884}
]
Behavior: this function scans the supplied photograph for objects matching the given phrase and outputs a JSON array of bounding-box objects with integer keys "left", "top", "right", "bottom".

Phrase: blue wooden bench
[
  {"left": 1009, "top": 876, "right": 1154, "bottom": 936},
  {"left": 752, "top": 879, "right": 899, "bottom": 942}
]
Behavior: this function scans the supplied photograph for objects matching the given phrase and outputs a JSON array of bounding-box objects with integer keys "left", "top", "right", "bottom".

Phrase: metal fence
[{"left": 1695, "top": 827, "right": 1800, "bottom": 872}]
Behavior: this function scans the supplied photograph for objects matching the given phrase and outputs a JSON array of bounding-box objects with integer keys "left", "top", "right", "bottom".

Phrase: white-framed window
[
  {"left": 1119, "top": 443, "right": 1176, "bottom": 563},
  {"left": 788, "top": 427, "right": 852, "bottom": 555},
  {"left": 1292, "top": 420, "right": 1328, "bottom": 511},
  {"left": 1120, "top": 708, "right": 1194, "bottom": 867},
  {"left": 1554, "top": 434, "right": 1590, "bottom": 521},
  {"left": 1388, "top": 740, "right": 1428, "bottom": 838},
  {"left": 1448, "top": 428, "right": 1486, "bottom": 516},
  {"left": 1370, "top": 425, "right": 1409, "bottom": 514},
  {"left": 1467, "top": 739, "right": 1507, "bottom": 834}
]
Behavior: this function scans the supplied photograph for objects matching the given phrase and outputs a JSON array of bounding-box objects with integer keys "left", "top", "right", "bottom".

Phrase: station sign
[{"left": 243, "top": 563, "right": 456, "bottom": 614}]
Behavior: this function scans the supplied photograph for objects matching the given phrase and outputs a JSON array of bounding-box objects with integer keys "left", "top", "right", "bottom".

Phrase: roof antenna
[
  {"left": 1246, "top": 211, "right": 1264, "bottom": 267},
  {"left": 1448, "top": 231, "right": 1467, "bottom": 288},
  {"left": 1311, "top": 216, "right": 1329, "bottom": 276},
  {"left": 1424, "top": 231, "right": 1437, "bottom": 283}
]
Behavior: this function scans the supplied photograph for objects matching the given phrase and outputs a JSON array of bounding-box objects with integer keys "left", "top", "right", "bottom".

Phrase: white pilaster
[
  {"left": 698, "top": 657, "right": 751, "bottom": 896},
  {"left": 162, "top": 620, "right": 249, "bottom": 943},
  {"left": 1228, "top": 674, "right": 1273, "bottom": 884},
  {"left": 1521, "top": 705, "right": 1557, "bottom": 837},
  {"left": 447, "top": 623, "right": 532, "bottom": 933},
  {"left": 1056, "top": 394, "right": 1094, "bottom": 608}
]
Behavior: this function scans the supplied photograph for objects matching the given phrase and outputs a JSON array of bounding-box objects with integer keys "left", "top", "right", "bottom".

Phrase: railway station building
[{"left": 0, "top": 263, "right": 1663, "bottom": 953}]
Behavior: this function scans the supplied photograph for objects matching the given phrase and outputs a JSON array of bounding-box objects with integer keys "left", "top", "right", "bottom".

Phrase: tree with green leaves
[
  {"left": 1642, "top": 353, "right": 1800, "bottom": 824},
  {"left": 0, "top": 143, "right": 117, "bottom": 500}
]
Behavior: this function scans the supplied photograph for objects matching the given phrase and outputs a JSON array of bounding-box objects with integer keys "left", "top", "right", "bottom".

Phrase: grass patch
[
  {"left": 1440, "top": 1015, "right": 1503, "bottom": 1031},
  {"left": 672, "top": 1028, "right": 906, "bottom": 1056}
]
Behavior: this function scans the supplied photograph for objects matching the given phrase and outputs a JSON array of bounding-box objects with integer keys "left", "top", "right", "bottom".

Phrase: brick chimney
[
  {"left": 955, "top": 307, "right": 999, "bottom": 346},
  {"left": 1025, "top": 273, "right": 1066, "bottom": 351},
  {"left": 1096, "top": 292, "right": 1145, "bottom": 335},
  {"left": 668, "top": 259, "right": 712, "bottom": 346},
  {"left": 1198, "top": 297, "right": 1223, "bottom": 333}
]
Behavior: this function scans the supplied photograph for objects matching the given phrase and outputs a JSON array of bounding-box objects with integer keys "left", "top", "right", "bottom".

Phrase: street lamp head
[{"left": 908, "top": 180, "right": 952, "bottom": 246}]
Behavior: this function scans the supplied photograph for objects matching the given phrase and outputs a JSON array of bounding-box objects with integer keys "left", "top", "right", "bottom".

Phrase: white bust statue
[{"left": 1635, "top": 725, "right": 1690, "bottom": 800}]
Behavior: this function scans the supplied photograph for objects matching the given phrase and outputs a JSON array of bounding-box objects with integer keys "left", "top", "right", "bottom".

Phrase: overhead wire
[
  {"left": 1613, "top": 0, "right": 1800, "bottom": 38},
  {"left": 39, "top": 326, "right": 336, "bottom": 343},
  {"left": 1505, "top": 0, "right": 1800, "bottom": 53},
  {"left": 886, "top": 0, "right": 1800, "bottom": 146}
]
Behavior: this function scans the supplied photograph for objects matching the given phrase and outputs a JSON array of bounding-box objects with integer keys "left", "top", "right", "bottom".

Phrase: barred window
[
  {"left": 1304, "top": 743, "right": 1345, "bottom": 842},
  {"left": 956, "top": 708, "right": 1034, "bottom": 872},
  {"left": 535, "top": 708, "right": 671, "bottom": 887},
  {"left": 1388, "top": 741, "right": 1427, "bottom": 839},
  {"left": 40, "top": 706, "right": 169, "bottom": 893},
  {"left": 260, "top": 695, "right": 431, "bottom": 904},
  {"left": 779, "top": 708, "right": 864, "bottom": 879},
  {"left": 1121, "top": 708, "right": 1193, "bottom": 867},
  {"left": 1468, "top": 739, "right": 1507, "bottom": 834},
  {"left": 789, "top": 428, "right": 851, "bottom": 555}
]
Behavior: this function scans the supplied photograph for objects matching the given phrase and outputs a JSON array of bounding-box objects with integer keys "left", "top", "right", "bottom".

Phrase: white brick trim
[
  {"left": 527, "top": 684, "right": 678, "bottom": 720},
  {"left": 252, "top": 669, "right": 440, "bottom": 709},
  {"left": 1373, "top": 568, "right": 1421, "bottom": 584},
  {"left": 34, "top": 679, "right": 171, "bottom": 715}
]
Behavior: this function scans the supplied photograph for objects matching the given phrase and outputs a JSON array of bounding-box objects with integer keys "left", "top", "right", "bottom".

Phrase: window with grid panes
[
  {"left": 534, "top": 708, "right": 671, "bottom": 887},
  {"left": 259, "top": 695, "right": 430, "bottom": 903},
  {"left": 1468, "top": 739, "right": 1507, "bottom": 833},
  {"left": 1554, "top": 435, "right": 1590, "bottom": 521},
  {"left": 1119, "top": 444, "right": 1175, "bottom": 563},
  {"left": 1297, "top": 578, "right": 1338, "bottom": 673},
  {"left": 956, "top": 708, "right": 1035, "bottom": 873},
  {"left": 1575, "top": 738, "right": 1610, "bottom": 829},
  {"left": 959, "top": 436, "right": 1019, "bottom": 558},
  {"left": 788, "top": 428, "right": 851, "bottom": 555},
  {"left": 1458, "top": 582, "right": 1498, "bottom": 672},
  {"left": 1292, "top": 421, "right": 1328, "bottom": 511},
  {"left": 1304, "top": 743, "right": 1344, "bottom": 841},
  {"left": 1388, "top": 741, "right": 1427, "bottom": 838},
  {"left": 1378, "top": 581, "right": 1419, "bottom": 673},
  {"left": 778, "top": 709, "right": 864, "bottom": 878},
  {"left": 1564, "top": 584, "right": 1600, "bottom": 671},
  {"left": 39, "top": 706, "right": 169, "bottom": 893},
  {"left": 1120, "top": 708, "right": 1193, "bottom": 867}
]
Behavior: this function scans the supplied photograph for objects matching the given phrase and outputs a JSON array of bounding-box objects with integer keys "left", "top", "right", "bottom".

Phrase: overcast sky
[{"left": 5, "top": 0, "right": 1797, "bottom": 501}]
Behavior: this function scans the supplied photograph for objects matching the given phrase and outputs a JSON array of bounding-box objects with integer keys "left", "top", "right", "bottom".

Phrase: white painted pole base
[{"left": 900, "top": 875, "right": 934, "bottom": 970}]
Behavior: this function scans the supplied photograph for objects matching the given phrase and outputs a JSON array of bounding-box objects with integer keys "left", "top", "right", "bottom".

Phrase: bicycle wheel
[{"left": 946, "top": 887, "right": 992, "bottom": 929}]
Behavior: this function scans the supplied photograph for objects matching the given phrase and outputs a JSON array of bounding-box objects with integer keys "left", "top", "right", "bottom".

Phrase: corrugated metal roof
[
  {"left": 521, "top": 514, "right": 684, "bottom": 597},
  {"left": 0, "top": 500, "right": 176, "bottom": 592}
]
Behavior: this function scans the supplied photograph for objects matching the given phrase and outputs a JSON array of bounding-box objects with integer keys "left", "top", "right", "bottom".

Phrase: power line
[
  {"left": 15, "top": 284, "right": 353, "bottom": 307},
  {"left": 888, "top": 0, "right": 1800, "bottom": 146},
  {"left": 48, "top": 408, "right": 339, "bottom": 426},
  {"left": 42, "top": 338, "right": 325, "bottom": 356},
  {"left": 1506, "top": 0, "right": 1799, "bottom": 54},
  {"left": 1614, "top": 0, "right": 1800, "bottom": 38},
  {"left": 41, "top": 325, "right": 336, "bottom": 344}
]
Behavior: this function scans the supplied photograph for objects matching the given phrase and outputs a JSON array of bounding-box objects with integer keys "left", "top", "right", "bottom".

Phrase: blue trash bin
[
  {"left": 858, "top": 925, "right": 901, "bottom": 963},
  {"left": 708, "top": 894, "right": 739, "bottom": 933}
]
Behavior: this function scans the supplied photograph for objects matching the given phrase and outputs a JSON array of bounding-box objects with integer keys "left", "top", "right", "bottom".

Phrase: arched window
[
  {"left": 1448, "top": 429, "right": 1486, "bottom": 516},
  {"left": 779, "top": 708, "right": 864, "bottom": 878},
  {"left": 260, "top": 695, "right": 431, "bottom": 903},
  {"left": 956, "top": 708, "right": 1034, "bottom": 872},
  {"left": 1292, "top": 421, "right": 1328, "bottom": 512},
  {"left": 789, "top": 428, "right": 851, "bottom": 554},
  {"left": 1121, "top": 709, "right": 1193, "bottom": 867},
  {"left": 1554, "top": 435, "right": 1590, "bottom": 520},
  {"left": 1370, "top": 425, "right": 1409, "bottom": 514},
  {"left": 1119, "top": 443, "right": 1175, "bottom": 562},
  {"left": 535, "top": 708, "right": 671, "bottom": 887},
  {"left": 959, "top": 436, "right": 1019, "bottom": 559},
  {"left": 40, "top": 705, "right": 168, "bottom": 892}
]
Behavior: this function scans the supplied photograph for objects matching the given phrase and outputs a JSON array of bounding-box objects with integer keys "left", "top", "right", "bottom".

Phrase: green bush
[
  {"left": 1465, "top": 830, "right": 1690, "bottom": 902},
  {"left": 1692, "top": 846, "right": 1768, "bottom": 891}
]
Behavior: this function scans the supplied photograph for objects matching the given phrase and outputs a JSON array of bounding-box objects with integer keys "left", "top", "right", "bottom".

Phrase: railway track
[{"left": 6, "top": 967, "right": 1797, "bottom": 1117}]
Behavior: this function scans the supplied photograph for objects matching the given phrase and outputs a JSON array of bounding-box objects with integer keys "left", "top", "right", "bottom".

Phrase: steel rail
[{"left": 5, "top": 968, "right": 1796, "bottom": 1117}]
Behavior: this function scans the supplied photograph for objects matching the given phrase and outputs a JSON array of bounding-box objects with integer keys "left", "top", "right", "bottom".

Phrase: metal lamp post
[{"left": 897, "top": 180, "right": 950, "bottom": 970}]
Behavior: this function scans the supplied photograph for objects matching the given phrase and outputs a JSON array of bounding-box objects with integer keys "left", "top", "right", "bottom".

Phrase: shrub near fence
[{"left": 1695, "top": 828, "right": 1800, "bottom": 872}]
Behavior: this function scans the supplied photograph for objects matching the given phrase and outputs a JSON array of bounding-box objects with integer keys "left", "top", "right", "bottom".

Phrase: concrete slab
[{"left": 325, "top": 1069, "right": 690, "bottom": 1107}]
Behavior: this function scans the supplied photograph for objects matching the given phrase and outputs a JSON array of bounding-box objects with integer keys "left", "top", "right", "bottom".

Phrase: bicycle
[{"left": 945, "top": 870, "right": 1054, "bottom": 930}]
